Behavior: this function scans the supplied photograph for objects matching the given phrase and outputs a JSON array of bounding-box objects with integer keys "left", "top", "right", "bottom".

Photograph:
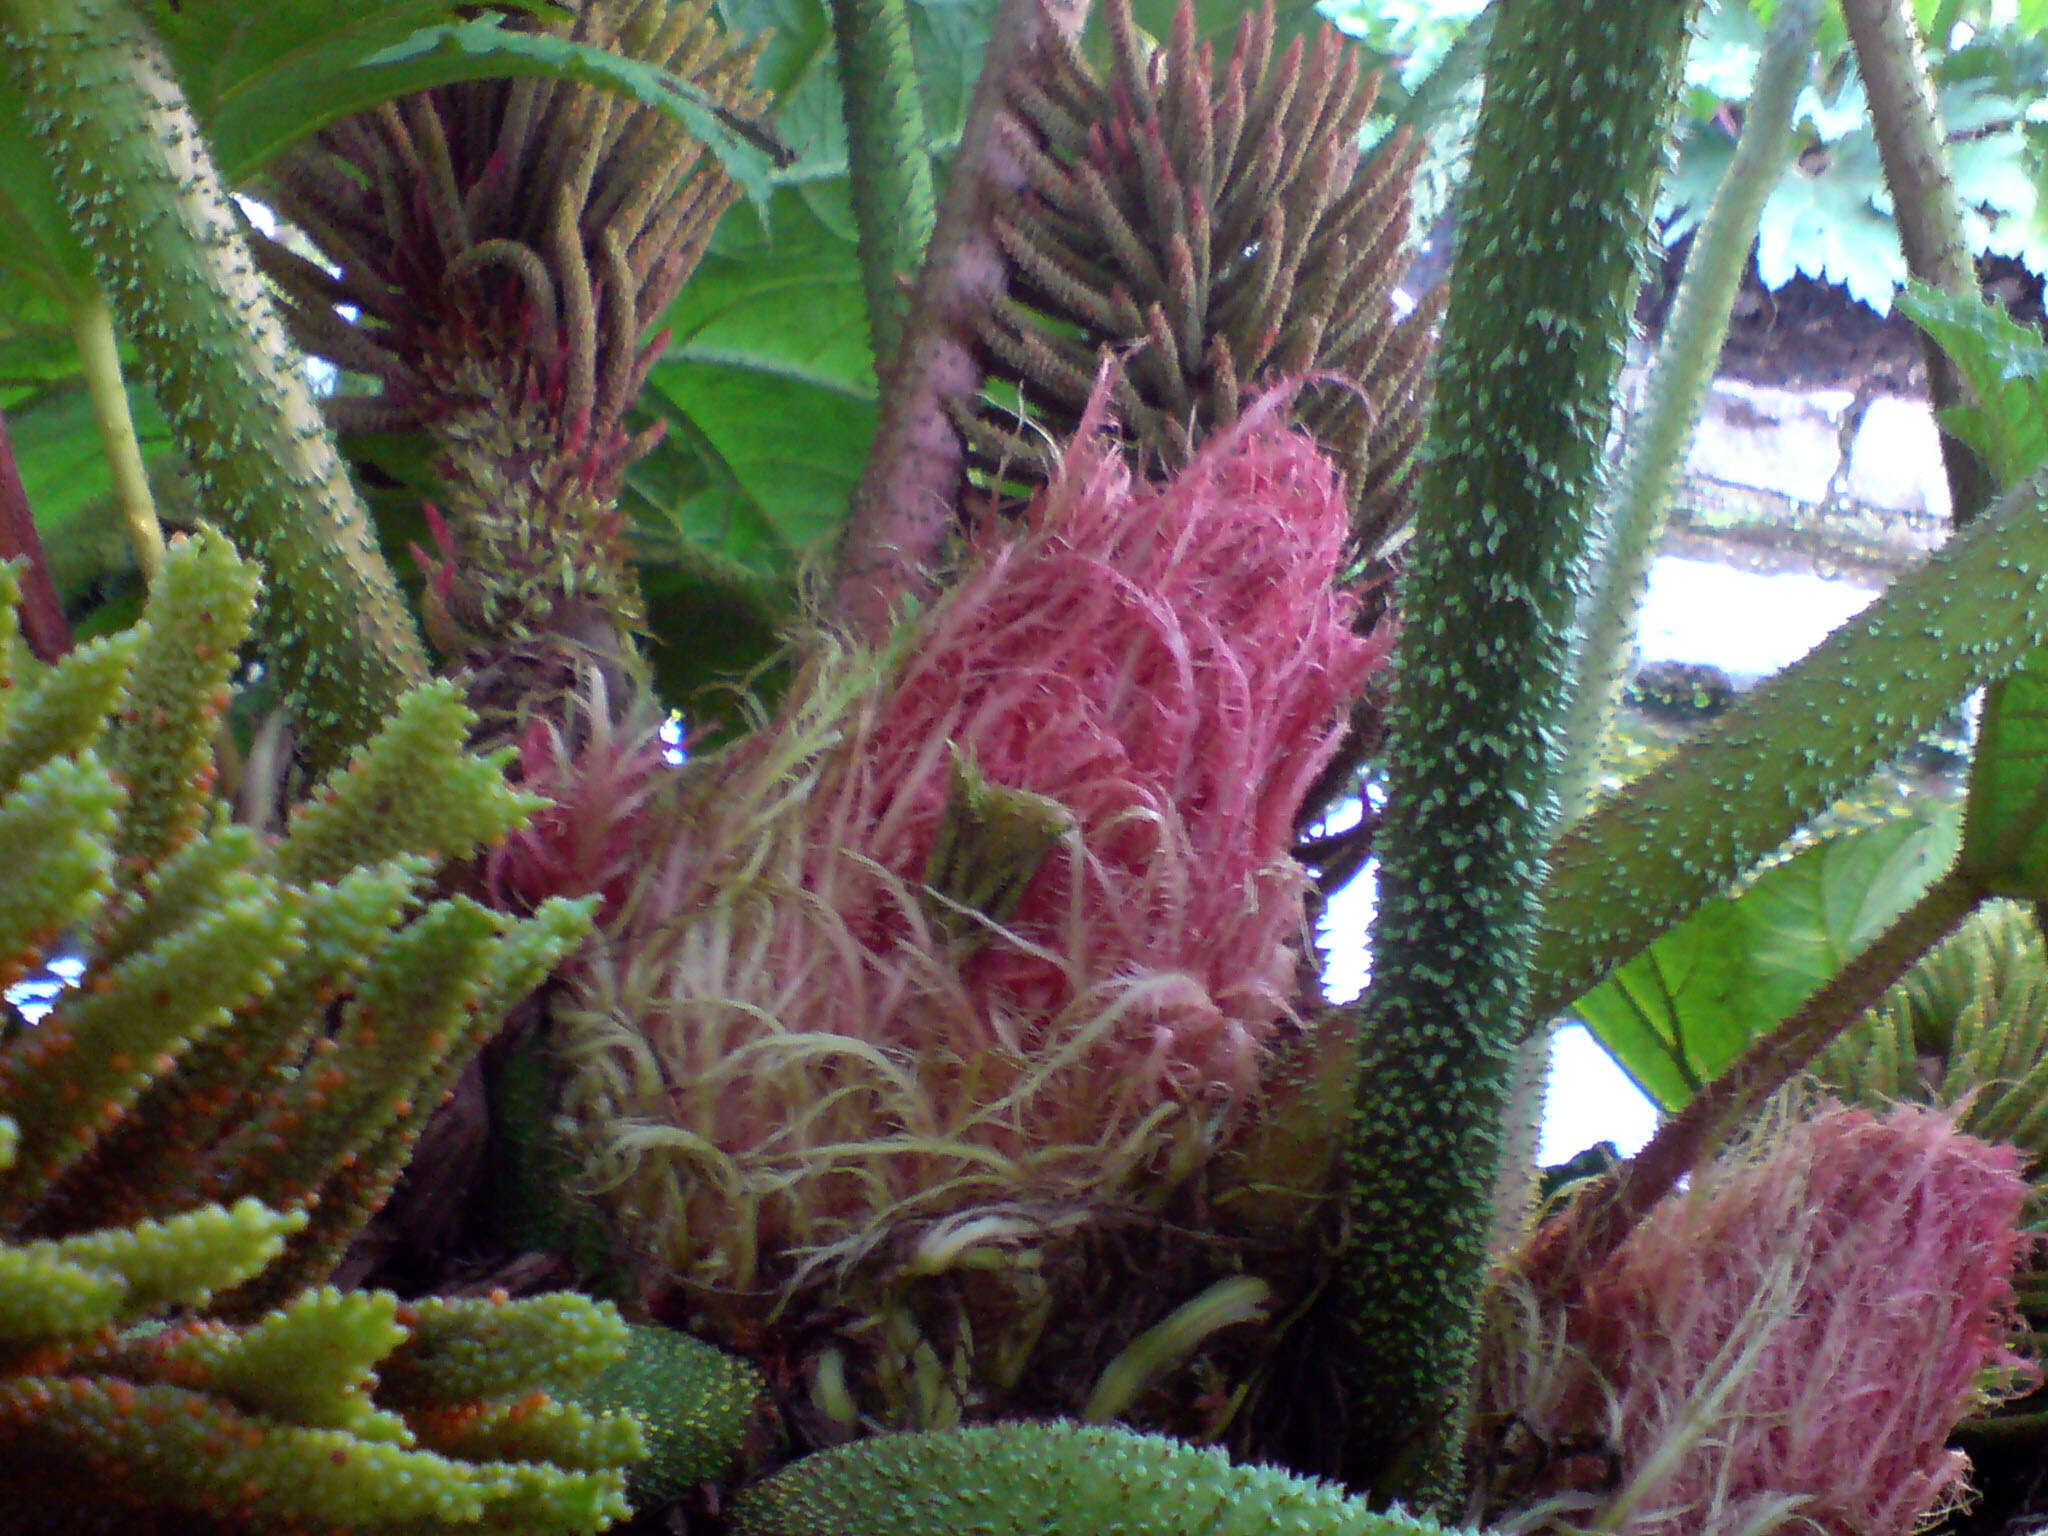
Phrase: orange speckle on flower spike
[{"left": 0, "top": 526, "right": 722, "bottom": 1531}]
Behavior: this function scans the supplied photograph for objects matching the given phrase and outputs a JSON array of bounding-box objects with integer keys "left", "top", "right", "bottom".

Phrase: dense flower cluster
[
  {"left": 1480, "top": 1103, "right": 2034, "bottom": 1536},
  {"left": 558, "top": 388, "right": 1387, "bottom": 1316}
]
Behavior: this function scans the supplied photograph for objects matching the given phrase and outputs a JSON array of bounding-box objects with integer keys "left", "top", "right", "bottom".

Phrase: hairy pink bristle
[
  {"left": 1488, "top": 1103, "right": 2035, "bottom": 1536},
  {"left": 561, "top": 383, "right": 1391, "bottom": 1297}
]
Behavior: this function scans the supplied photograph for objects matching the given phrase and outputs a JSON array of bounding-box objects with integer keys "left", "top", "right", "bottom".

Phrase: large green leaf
[
  {"left": 639, "top": 185, "right": 877, "bottom": 575},
  {"left": 1575, "top": 808, "right": 1961, "bottom": 1108},
  {"left": 343, "top": 17, "right": 781, "bottom": 208},
  {"left": 1122, "top": 0, "right": 1326, "bottom": 45},
  {"left": 0, "top": 79, "right": 96, "bottom": 307},
  {"left": 1963, "top": 652, "right": 2048, "bottom": 899},
  {"left": 1898, "top": 284, "right": 2048, "bottom": 488},
  {"left": 147, "top": 0, "right": 479, "bottom": 182},
  {"left": 116, "top": 3, "right": 780, "bottom": 201},
  {"left": 0, "top": 271, "right": 86, "bottom": 392},
  {"left": 1753, "top": 128, "right": 1905, "bottom": 313}
]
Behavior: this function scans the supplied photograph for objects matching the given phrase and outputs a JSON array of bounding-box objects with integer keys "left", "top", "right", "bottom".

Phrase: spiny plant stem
[
  {"left": 1555, "top": 0, "right": 1818, "bottom": 820},
  {"left": 67, "top": 289, "right": 165, "bottom": 583},
  {"left": 1335, "top": 0, "right": 1699, "bottom": 1507},
  {"left": 829, "top": 0, "right": 1091, "bottom": 641},
  {"left": 3, "top": 0, "right": 430, "bottom": 771},
  {"left": 1530, "top": 459, "right": 2048, "bottom": 1024},
  {"left": 832, "top": 0, "right": 937, "bottom": 372}
]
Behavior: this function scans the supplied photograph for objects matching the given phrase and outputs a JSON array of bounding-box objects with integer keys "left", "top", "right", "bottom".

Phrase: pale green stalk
[
  {"left": 1555, "top": 0, "right": 1819, "bottom": 819},
  {"left": 67, "top": 290, "right": 165, "bottom": 582},
  {"left": 831, "top": 0, "right": 937, "bottom": 373}
]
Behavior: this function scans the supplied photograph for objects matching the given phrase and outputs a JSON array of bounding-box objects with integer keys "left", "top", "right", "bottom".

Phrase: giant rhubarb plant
[
  {"left": 552, "top": 379, "right": 1388, "bottom": 1433},
  {"left": 21, "top": 0, "right": 2048, "bottom": 1529}
]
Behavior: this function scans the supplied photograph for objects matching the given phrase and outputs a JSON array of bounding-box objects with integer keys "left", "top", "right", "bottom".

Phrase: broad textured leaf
[
  {"left": 146, "top": 0, "right": 478, "bottom": 183},
  {"left": 1899, "top": 284, "right": 2048, "bottom": 487},
  {"left": 0, "top": 81, "right": 95, "bottom": 305},
  {"left": 1964, "top": 653, "right": 2048, "bottom": 898},
  {"left": 1754, "top": 130, "right": 1904, "bottom": 312},
  {"left": 1121, "top": 0, "right": 1325, "bottom": 46},
  {"left": 640, "top": 186, "right": 876, "bottom": 574},
  {"left": 149, "top": 5, "right": 774, "bottom": 202},
  {"left": 307, "top": 18, "right": 780, "bottom": 208},
  {"left": 0, "top": 273, "right": 85, "bottom": 392},
  {"left": 1574, "top": 809, "right": 1961, "bottom": 1109}
]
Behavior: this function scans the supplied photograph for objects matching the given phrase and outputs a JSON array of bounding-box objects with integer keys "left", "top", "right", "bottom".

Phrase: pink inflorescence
[
  {"left": 564, "top": 385, "right": 1387, "bottom": 1294},
  {"left": 854, "top": 388, "right": 1389, "bottom": 1096},
  {"left": 486, "top": 673, "right": 678, "bottom": 921},
  {"left": 1505, "top": 1103, "right": 2035, "bottom": 1536}
]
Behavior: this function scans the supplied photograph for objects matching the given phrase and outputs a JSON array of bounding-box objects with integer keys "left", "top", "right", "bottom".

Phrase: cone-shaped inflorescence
[
  {"left": 555, "top": 387, "right": 1387, "bottom": 1430},
  {"left": 967, "top": 0, "right": 1436, "bottom": 567},
  {"left": 1815, "top": 901, "right": 2048, "bottom": 1172},
  {"left": 255, "top": 0, "right": 766, "bottom": 730},
  {"left": 1474, "top": 1104, "right": 2033, "bottom": 1536},
  {"left": 1812, "top": 901, "right": 2048, "bottom": 1441},
  {"left": 0, "top": 535, "right": 751, "bottom": 1533}
]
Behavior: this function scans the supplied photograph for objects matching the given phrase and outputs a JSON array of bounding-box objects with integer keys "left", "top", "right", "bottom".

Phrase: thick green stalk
[
  {"left": 1530, "top": 460, "right": 2048, "bottom": 1023},
  {"left": 1337, "top": 0, "right": 1699, "bottom": 1507},
  {"left": 1554, "top": 0, "right": 1819, "bottom": 818},
  {"left": 67, "top": 290, "right": 164, "bottom": 583},
  {"left": 831, "top": 0, "right": 937, "bottom": 373},
  {"left": 3, "top": 0, "right": 430, "bottom": 769}
]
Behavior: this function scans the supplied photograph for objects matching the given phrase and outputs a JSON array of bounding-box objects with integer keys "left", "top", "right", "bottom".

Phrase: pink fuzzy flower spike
[
  {"left": 485, "top": 673, "right": 677, "bottom": 919},
  {"left": 857, "top": 378, "right": 1388, "bottom": 1102},
  {"left": 562, "top": 373, "right": 1393, "bottom": 1301},
  {"left": 1533, "top": 1104, "right": 2036, "bottom": 1536}
]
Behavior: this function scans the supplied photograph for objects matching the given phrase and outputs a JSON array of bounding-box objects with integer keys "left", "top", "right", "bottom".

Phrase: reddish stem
[
  {"left": 1526, "top": 865, "right": 1981, "bottom": 1295},
  {"left": 0, "top": 405, "right": 73, "bottom": 661},
  {"left": 827, "top": 0, "right": 1092, "bottom": 641}
]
